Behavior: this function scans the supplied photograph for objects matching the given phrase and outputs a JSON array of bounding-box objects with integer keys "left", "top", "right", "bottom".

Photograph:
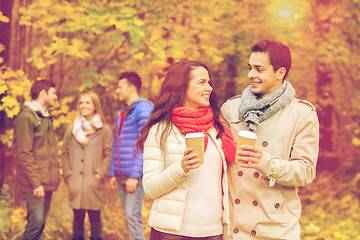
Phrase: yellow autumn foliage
[
  {"left": 0, "top": 96, "right": 20, "bottom": 118},
  {"left": 1, "top": 1, "right": 360, "bottom": 237},
  {"left": 0, "top": 67, "right": 31, "bottom": 120},
  {"left": 0, "top": 11, "right": 9, "bottom": 23},
  {"left": 352, "top": 137, "right": 360, "bottom": 146},
  {"left": 299, "top": 170, "right": 360, "bottom": 240}
]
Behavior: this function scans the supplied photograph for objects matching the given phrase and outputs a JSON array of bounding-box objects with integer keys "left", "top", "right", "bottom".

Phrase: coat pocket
[{"left": 34, "top": 156, "right": 51, "bottom": 185}]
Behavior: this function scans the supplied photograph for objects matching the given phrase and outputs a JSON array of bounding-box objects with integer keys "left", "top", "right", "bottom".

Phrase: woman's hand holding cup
[{"left": 181, "top": 148, "right": 200, "bottom": 173}]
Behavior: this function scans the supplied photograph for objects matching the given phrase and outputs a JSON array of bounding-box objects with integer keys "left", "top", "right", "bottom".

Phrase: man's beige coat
[{"left": 221, "top": 97, "right": 319, "bottom": 240}]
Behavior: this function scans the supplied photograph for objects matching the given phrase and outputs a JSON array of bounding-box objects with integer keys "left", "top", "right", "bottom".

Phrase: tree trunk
[
  {"left": 0, "top": 0, "right": 13, "bottom": 65},
  {"left": 224, "top": 55, "right": 239, "bottom": 101},
  {"left": 315, "top": 66, "right": 337, "bottom": 169},
  {"left": 311, "top": 0, "right": 338, "bottom": 169},
  {"left": 8, "top": 0, "right": 19, "bottom": 69},
  {"left": 0, "top": 0, "right": 14, "bottom": 192}
]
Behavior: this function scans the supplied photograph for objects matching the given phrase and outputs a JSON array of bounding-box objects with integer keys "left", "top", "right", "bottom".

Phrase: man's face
[
  {"left": 248, "top": 52, "right": 283, "bottom": 99},
  {"left": 44, "top": 87, "right": 58, "bottom": 108},
  {"left": 116, "top": 79, "right": 132, "bottom": 102}
]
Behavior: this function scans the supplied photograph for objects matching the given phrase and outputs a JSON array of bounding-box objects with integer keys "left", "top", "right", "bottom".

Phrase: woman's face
[
  {"left": 79, "top": 95, "right": 96, "bottom": 120},
  {"left": 183, "top": 67, "right": 213, "bottom": 110}
]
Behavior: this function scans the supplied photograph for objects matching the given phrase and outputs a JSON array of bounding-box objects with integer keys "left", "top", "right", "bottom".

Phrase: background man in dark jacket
[
  {"left": 109, "top": 72, "right": 153, "bottom": 240},
  {"left": 13, "top": 79, "right": 60, "bottom": 240}
]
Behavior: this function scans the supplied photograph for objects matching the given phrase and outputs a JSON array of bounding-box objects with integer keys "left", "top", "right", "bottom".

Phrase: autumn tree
[{"left": 2, "top": 0, "right": 360, "bottom": 169}]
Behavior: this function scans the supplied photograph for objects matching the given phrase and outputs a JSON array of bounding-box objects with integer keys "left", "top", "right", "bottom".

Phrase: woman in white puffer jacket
[{"left": 137, "top": 60, "right": 237, "bottom": 240}]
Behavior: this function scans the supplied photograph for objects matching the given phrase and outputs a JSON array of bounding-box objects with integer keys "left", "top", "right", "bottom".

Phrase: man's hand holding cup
[{"left": 236, "top": 130, "right": 262, "bottom": 168}]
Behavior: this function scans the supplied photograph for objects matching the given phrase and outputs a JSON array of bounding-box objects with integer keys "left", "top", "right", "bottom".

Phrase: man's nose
[{"left": 248, "top": 69, "right": 256, "bottom": 79}]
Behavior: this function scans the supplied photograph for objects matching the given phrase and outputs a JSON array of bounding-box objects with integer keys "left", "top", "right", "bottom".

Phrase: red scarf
[{"left": 171, "top": 106, "right": 236, "bottom": 161}]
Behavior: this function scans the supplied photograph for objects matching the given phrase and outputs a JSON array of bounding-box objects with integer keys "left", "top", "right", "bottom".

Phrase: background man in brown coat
[
  {"left": 13, "top": 79, "right": 60, "bottom": 240},
  {"left": 222, "top": 39, "right": 319, "bottom": 239}
]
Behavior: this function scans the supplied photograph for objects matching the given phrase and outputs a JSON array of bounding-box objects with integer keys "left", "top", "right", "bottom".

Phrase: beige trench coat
[
  {"left": 61, "top": 124, "right": 113, "bottom": 210},
  {"left": 221, "top": 96, "right": 319, "bottom": 240}
]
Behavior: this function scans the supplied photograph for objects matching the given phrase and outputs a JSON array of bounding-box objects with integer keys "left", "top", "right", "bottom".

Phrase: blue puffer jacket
[{"left": 109, "top": 98, "right": 153, "bottom": 179}]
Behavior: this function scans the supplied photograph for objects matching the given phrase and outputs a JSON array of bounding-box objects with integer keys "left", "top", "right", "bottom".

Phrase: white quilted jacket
[{"left": 143, "top": 122, "right": 230, "bottom": 232}]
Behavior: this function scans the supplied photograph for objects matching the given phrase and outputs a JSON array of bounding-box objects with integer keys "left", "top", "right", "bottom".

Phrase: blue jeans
[
  {"left": 116, "top": 176, "right": 145, "bottom": 240},
  {"left": 22, "top": 191, "right": 52, "bottom": 240}
]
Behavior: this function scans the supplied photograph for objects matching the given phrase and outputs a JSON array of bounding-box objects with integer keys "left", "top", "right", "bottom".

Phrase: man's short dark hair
[
  {"left": 119, "top": 72, "right": 142, "bottom": 93},
  {"left": 251, "top": 39, "right": 292, "bottom": 80},
  {"left": 30, "top": 79, "right": 56, "bottom": 100}
]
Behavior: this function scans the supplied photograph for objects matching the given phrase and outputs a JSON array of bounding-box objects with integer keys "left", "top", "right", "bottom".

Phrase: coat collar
[{"left": 24, "top": 100, "right": 50, "bottom": 117}]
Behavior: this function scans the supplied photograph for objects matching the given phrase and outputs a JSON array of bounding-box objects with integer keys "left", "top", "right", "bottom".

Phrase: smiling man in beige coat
[{"left": 221, "top": 39, "right": 319, "bottom": 240}]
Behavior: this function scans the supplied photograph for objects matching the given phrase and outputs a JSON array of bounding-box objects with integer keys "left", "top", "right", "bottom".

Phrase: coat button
[
  {"left": 238, "top": 171, "right": 243, "bottom": 177},
  {"left": 233, "top": 228, "right": 239, "bottom": 234},
  {"left": 262, "top": 141, "right": 268, "bottom": 147},
  {"left": 251, "top": 230, "right": 256, "bottom": 236},
  {"left": 254, "top": 172, "right": 259, "bottom": 178},
  {"left": 235, "top": 199, "right": 240, "bottom": 204},
  {"left": 275, "top": 203, "right": 280, "bottom": 209},
  {"left": 253, "top": 200, "right": 258, "bottom": 206}
]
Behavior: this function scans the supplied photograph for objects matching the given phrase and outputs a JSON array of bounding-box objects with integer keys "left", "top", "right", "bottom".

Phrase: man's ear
[
  {"left": 276, "top": 67, "right": 286, "bottom": 81},
  {"left": 37, "top": 89, "right": 47, "bottom": 100},
  {"left": 129, "top": 84, "right": 137, "bottom": 93}
]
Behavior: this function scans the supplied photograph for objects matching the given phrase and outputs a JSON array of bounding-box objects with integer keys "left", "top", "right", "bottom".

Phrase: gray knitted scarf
[{"left": 239, "top": 81, "right": 295, "bottom": 131}]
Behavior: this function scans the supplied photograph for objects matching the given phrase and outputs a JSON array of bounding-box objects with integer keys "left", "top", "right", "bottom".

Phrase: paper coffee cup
[
  {"left": 185, "top": 132, "right": 205, "bottom": 165},
  {"left": 236, "top": 130, "right": 257, "bottom": 164}
]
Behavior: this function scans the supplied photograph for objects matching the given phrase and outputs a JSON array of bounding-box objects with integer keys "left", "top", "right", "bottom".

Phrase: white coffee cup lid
[
  {"left": 185, "top": 132, "right": 205, "bottom": 138},
  {"left": 238, "top": 130, "right": 257, "bottom": 139}
]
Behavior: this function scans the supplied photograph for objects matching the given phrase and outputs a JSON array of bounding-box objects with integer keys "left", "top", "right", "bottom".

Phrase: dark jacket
[
  {"left": 13, "top": 102, "right": 60, "bottom": 192},
  {"left": 109, "top": 98, "right": 153, "bottom": 179}
]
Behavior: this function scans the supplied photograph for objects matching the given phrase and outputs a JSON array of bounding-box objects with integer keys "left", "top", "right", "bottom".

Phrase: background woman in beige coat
[
  {"left": 137, "top": 60, "right": 237, "bottom": 240},
  {"left": 61, "top": 91, "right": 113, "bottom": 240}
]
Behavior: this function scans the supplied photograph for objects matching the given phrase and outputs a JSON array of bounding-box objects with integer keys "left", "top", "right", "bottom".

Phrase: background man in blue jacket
[{"left": 109, "top": 72, "right": 153, "bottom": 240}]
